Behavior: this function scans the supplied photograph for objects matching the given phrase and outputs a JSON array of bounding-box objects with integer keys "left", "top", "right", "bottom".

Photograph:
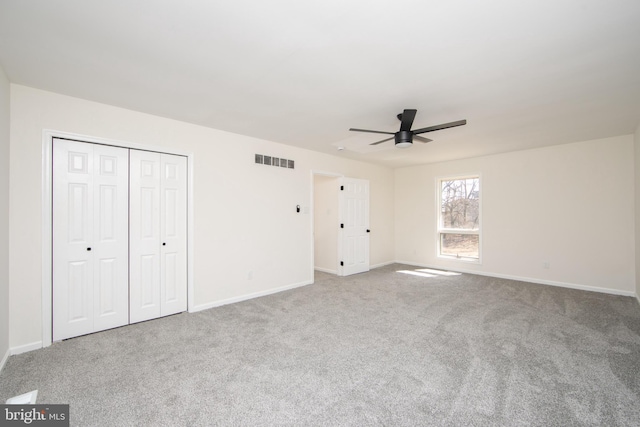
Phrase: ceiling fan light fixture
[{"left": 395, "top": 130, "right": 413, "bottom": 148}]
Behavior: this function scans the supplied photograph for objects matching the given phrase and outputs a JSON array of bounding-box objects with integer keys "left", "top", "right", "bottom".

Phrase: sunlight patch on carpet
[
  {"left": 396, "top": 268, "right": 462, "bottom": 278},
  {"left": 416, "top": 268, "right": 461, "bottom": 276}
]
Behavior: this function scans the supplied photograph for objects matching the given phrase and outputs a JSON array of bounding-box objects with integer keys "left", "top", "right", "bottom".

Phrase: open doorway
[
  {"left": 313, "top": 173, "right": 371, "bottom": 277},
  {"left": 313, "top": 174, "right": 339, "bottom": 274}
]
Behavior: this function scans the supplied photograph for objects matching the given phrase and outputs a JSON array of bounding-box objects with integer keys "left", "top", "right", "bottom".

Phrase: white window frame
[{"left": 436, "top": 174, "right": 481, "bottom": 263}]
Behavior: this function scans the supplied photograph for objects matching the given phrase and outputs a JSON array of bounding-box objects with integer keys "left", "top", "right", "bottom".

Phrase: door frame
[
  {"left": 41, "top": 129, "right": 195, "bottom": 347},
  {"left": 310, "top": 171, "right": 343, "bottom": 279},
  {"left": 310, "top": 171, "right": 371, "bottom": 277},
  {"left": 311, "top": 171, "right": 342, "bottom": 275}
]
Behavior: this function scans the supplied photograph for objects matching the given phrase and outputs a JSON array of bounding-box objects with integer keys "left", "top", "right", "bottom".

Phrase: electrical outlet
[
  {"left": 543, "top": 261, "right": 550, "bottom": 269},
  {"left": 247, "top": 271, "right": 253, "bottom": 280}
]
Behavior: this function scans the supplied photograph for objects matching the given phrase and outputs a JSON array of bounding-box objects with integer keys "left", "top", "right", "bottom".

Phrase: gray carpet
[{"left": 1, "top": 264, "right": 640, "bottom": 426}]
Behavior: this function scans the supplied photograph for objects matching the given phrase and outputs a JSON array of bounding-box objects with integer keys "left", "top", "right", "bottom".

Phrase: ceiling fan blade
[
  {"left": 399, "top": 109, "right": 417, "bottom": 131},
  {"left": 413, "top": 119, "right": 467, "bottom": 135},
  {"left": 369, "top": 136, "right": 395, "bottom": 145},
  {"left": 414, "top": 135, "right": 433, "bottom": 143},
  {"left": 349, "top": 128, "right": 395, "bottom": 135}
]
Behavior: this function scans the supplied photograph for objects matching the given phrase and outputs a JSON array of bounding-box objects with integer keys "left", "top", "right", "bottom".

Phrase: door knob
[
  {"left": 87, "top": 247, "right": 92, "bottom": 251},
  {"left": 162, "top": 242, "right": 166, "bottom": 246},
  {"left": 366, "top": 229, "right": 370, "bottom": 233}
]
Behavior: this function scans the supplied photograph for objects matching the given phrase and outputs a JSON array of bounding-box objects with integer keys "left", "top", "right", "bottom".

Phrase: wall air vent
[{"left": 255, "top": 154, "right": 294, "bottom": 169}]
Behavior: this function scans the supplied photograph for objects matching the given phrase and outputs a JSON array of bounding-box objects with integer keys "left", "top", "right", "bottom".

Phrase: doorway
[
  {"left": 313, "top": 174, "right": 339, "bottom": 274},
  {"left": 312, "top": 173, "right": 370, "bottom": 277}
]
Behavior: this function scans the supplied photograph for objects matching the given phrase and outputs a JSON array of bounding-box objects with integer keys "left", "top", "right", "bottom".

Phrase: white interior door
[
  {"left": 130, "top": 150, "right": 162, "bottom": 323},
  {"left": 53, "top": 139, "right": 129, "bottom": 340},
  {"left": 130, "top": 150, "right": 187, "bottom": 323},
  {"left": 160, "top": 154, "right": 188, "bottom": 316},
  {"left": 339, "top": 177, "right": 370, "bottom": 276}
]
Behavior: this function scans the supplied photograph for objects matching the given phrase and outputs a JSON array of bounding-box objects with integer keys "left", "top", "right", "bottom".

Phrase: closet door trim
[{"left": 42, "top": 130, "right": 194, "bottom": 347}]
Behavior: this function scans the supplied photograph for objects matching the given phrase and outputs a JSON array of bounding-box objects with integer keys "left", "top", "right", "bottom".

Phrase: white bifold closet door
[
  {"left": 130, "top": 150, "right": 187, "bottom": 323},
  {"left": 52, "top": 139, "right": 129, "bottom": 341}
]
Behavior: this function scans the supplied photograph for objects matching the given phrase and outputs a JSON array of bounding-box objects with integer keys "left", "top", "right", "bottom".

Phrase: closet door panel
[
  {"left": 53, "top": 140, "right": 95, "bottom": 340},
  {"left": 53, "top": 139, "right": 128, "bottom": 340},
  {"left": 130, "top": 150, "right": 162, "bottom": 323},
  {"left": 160, "top": 154, "right": 188, "bottom": 316},
  {"left": 92, "top": 144, "right": 129, "bottom": 331}
]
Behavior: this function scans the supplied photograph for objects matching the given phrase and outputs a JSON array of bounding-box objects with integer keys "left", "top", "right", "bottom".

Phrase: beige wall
[
  {"left": 314, "top": 175, "right": 339, "bottom": 273},
  {"left": 0, "top": 67, "right": 10, "bottom": 366},
  {"left": 635, "top": 123, "right": 640, "bottom": 304},
  {"left": 6, "top": 82, "right": 638, "bottom": 351},
  {"left": 395, "top": 135, "right": 636, "bottom": 294},
  {"left": 9, "top": 84, "right": 395, "bottom": 349}
]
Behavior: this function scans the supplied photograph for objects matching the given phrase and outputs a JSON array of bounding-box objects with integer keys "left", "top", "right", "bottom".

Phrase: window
[{"left": 438, "top": 176, "right": 480, "bottom": 261}]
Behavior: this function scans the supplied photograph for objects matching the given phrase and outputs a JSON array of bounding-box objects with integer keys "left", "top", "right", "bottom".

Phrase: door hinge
[
  {"left": 340, "top": 261, "right": 344, "bottom": 266},
  {"left": 340, "top": 223, "right": 344, "bottom": 228},
  {"left": 340, "top": 185, "right": 344, "bottom": 191}
]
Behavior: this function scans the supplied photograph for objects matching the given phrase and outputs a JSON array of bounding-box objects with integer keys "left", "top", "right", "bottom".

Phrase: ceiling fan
[{"left": 349, "top": 109, "right": 466, "bottom": 148}]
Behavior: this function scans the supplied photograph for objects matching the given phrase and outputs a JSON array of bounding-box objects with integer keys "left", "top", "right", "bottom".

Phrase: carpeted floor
[{"left": 1, "top": 264, "right": 640, "bottom": 426}]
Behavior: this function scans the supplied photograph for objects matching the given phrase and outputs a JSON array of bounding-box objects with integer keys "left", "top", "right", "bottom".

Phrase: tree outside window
[{"left": 438, "top": 176, "right": 480, "bottom": 260}]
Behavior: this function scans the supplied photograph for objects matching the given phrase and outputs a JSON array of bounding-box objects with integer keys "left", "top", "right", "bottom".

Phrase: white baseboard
[
  {"left": 315, "top": 261, "right": 393, "bottom": 276},
  {"left": 10, "top": 341, "right": 43, "bottom": 356},
  {"left": 314, "top": 267, "right": 337, "bottom": 274},
  {"left": 371, "top": 260, "right": 395, "bottom": 269},
  {"left": 190, "top": 279, "right": 314, "bottom": 313},
  {"left": 0, "top": 347, "right": 9, "bottom": 376},
  {"left": 394, "top": 260, "right": 637, "bottom": 297}
]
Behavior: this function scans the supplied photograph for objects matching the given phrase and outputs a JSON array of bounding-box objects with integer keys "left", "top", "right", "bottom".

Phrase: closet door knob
[
  {"left": 162, "top": 242, "right": 166, "bottom": 246},
  {"left": 87, "top": 247, "right": 92, "bottom": 251}
]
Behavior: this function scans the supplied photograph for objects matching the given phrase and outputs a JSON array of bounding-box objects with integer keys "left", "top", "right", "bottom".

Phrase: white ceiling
[{"left": 1, "top": 0, "right": 639, "bottom": 168}]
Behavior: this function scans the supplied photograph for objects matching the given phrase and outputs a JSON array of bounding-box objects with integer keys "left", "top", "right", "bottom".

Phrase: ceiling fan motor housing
[{"left": 395, "top": 130, "right": 413, "bottom": 147}]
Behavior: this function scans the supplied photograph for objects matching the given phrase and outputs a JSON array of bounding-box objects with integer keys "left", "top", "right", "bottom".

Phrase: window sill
[{"left": 437, "top": 254, "right": 482, "bottom": 264}]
